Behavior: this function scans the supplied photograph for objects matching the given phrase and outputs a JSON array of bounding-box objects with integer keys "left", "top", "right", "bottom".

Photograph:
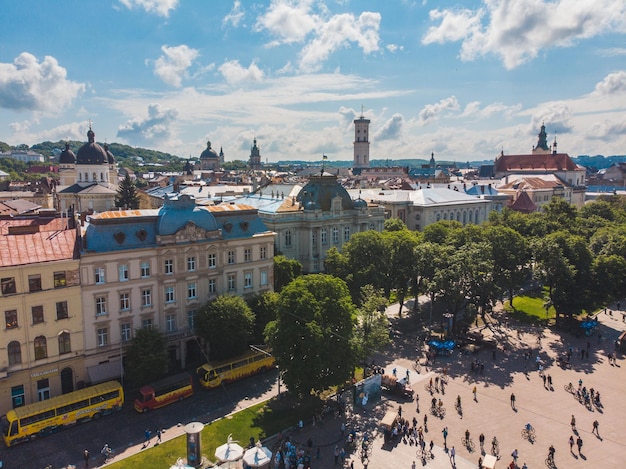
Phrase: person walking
[
  {"left": 570, "top": 415, "right": 576, "bottom": 431},
  {"left": 592, "top": 420, "right": 599, "bottom": 436},
  {"left": 450, "top": 446, "right": 456, "bottom": 464},
  {"left": 576, "top": 436, "right": 583, "bottom": 454},
  {"left": 510, "top": 393, "right": 516, "bottom": 410},
  {"left": 416, "top": 393, "right": 420, "bottom": 413},
  {"left": 511, "top": 448, "right": 518, "bottom": 463},
  {"left": 569, "top": 435, "right": 575, "bottom": 452},
  {"left": 479, "top": 433, "right": 485, "bottom": 450},
  {"left": 442, "top": 426, "right": 448, "bottom": 447},
  {"left": 83, "top": 449, "right": 90, "bottom": 468},
  {"left": 473, "top": 385, "right": 477, "bottom": 401},
  {"left": 156, "top": 428, "right": 162, "bottom": 443},
  {"left": 144, "top": 429, "right": 151, "bottom": 444}
]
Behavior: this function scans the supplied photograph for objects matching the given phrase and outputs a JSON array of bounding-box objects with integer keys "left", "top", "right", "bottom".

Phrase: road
[{"left": 1, "top": 369, "right": 279, "bottom": 469}]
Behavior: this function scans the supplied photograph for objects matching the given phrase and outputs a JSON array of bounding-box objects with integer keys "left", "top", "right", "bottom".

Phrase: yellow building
[{"left": 0, "top": 215, "right": 84, "bottom": 416}]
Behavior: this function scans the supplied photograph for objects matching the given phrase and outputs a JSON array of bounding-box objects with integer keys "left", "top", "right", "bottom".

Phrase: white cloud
[
  {"left": 422, "top": 0, "right": 626, "bottom": 69},
  {"left": 593, "top": 71, "right": 626, "bottom": 95},
  {"left": 374, "top": 113, "right": 404, "bottom": 140},
  {"left": 530, "top": 104, "right": 573, "bottom": 134},
  {"left": 418, "top": 96, "right": 460, "bottom": 124},
  {"left": 153, "top": 45, "right": 199, "bottom": 87},
  {"left": 218, "top": 60, "right": 264, "bottom": 85},
  {"left": 223, "top": 1, "right": 245, "bottom": 28},
  {"left": 119, "top": 0, "right": 178, "bottom": 17},
  {"left": 598, "top": 48, "right": 626, "bottom": 57},
  {"left": 255, "top": 0, "right": 319, "bottom": 45},
  {"left": 0, "top": 53, "right": 84, "bottom": 113},
  {"left": 586, "top": 119, "right": 626, "bottom": 139},
  {"left": 117, "top": 104, "right": 178, "bottom": 146},
  {"left": 255, "top": 1, "right": 381, "bottom": 72},
  {"left": 299, "top": 11, "right": 381, "bottom": 72},
  {"left": 461, "top": 101, "right": 522, "bottom": 119},
  {"left": 386, "top": 44, "right": 404, "bottom": 53}
]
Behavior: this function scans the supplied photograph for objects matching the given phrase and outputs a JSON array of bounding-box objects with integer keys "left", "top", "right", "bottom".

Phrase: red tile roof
[
  {"left": 0, "top": 227, "right": 78, "bottom": 267},
  {"left": 494, "top": 153, "right": 579, "bottom": 172}
]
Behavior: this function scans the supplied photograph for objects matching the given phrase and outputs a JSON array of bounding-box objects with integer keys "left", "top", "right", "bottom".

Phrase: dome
[
  {"left": 296, "top": 172, "right": 355, "bottom": 211},
  {"left": 103, "top": 143, "right": 115, "bottom": 164},
  {"left": 157, "top": 194, "right": 218, "bottom": 235},
  {"left": 353, "top": 198, "right": 367, "bottom": 209},
  {"left": 200, "top": 141, "right": 219, "bottom": 160},
  {"left": 76, "top": 128, "right": 108, "bottom": 165},
  {"left": 58, "top": 142, "right": 76, "bottom": 164}
]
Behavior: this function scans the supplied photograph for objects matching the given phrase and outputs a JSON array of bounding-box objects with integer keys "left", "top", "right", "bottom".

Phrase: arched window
[
  {"left": 8, "top": 341, "right": 21, "bottom": 365},
  {"left": 34, "top": 336, "right": 47, "bottom": 359},
  {"left": 92, "top": 172, "right": 97, "bottom": 182},
  {"left": 78, "top": 173, "right": 81, "bottom": 181},
  {"left": 332, "top": 227, "right": 339, "bottom": 243},
  {"left": 84, "top": 172, "right": 88, "bottom": 181},
  {"left": 100, "top": 172, "right": 104, "bottom": 181},
  {"left": 436, "top": 213, "right": 441, "bottom": 222},
  {"left": 284, "top": 230, "right": 292, "bottom": 247},
  {"left": 58, "top": 331, "right": 71, "bottom": 355}
]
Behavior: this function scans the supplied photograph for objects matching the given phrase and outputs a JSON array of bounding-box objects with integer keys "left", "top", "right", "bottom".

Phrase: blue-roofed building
[{"left": 79, "top": 194, "right": 275, "bottom": 379}]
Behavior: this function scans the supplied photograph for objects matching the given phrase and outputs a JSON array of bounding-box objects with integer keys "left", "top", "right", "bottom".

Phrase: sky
[{"left": 1, "top": 0, "right": 625, "bottom": 163}]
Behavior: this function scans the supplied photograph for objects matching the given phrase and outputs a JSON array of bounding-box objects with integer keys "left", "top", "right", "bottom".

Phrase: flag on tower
[{"left": 323, "top": 154, "right": 328, "bottom": 160}]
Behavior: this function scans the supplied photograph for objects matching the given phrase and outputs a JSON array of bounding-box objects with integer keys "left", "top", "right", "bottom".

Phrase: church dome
[
  {"left": 103, "top": 143, "right": 116, "bottom": 164},
  {"left": 200, "top": 141, "right": 219, "bottom": 160},
  {"left": 58, "top": 142, "right": 76, "bottom": 164},
  {"left": 296, "top": 171, "right": 355, "bottom": 211},
  {"left": 353, "top": 198, "right": 367, "bottom": 209},
  {"left": 157, "top": 194, "right": 218, "bottom": 235},
  {"left": 76, "top": 128, "right": 108, "bottom": 165}
]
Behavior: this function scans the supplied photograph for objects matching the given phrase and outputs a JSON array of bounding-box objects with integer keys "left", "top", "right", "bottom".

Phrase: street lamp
[{"left": 250, "top": 345, "right": 280, "bottom": 398}]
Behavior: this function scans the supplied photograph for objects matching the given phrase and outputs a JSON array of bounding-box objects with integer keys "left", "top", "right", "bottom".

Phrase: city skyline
[{"left": 0, "top": 0, "right": 625, "bottom": 162}]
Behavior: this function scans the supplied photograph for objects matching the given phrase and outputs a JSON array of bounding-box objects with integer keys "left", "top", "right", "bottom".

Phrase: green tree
[
  {"left": 383, "top": 229, "right": 418, "bottom": 314},
  {"left": 273, "top": 255, "right": 302, "bottom": 292},
  {"left": 265, "top": 274, "right": 355, "bottom": 396},
  {"left": 383, "top": 218, "right": 407, "bottom": 232},
  {"left": 353, "top": 285, "right": 391, "bottom": 366},
  {"left": 124, "top": 327, "right": 168, "bottom": 385},
  {"left": 195, "top": 295, "right": 255, "bottom": 361},
  {"left": 115, "top": 173, "right": 140, "bottom": 209},
  {"left": 247, "top": 291, "right": 279, "bottom": 344}
]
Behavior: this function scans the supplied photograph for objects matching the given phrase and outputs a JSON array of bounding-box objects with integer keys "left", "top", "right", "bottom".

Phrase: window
[
  {"left": 164, "top": 259, "right": 173, "bottom": 275},
  {"left": 11, "top": 385, "right": 24, "bottom": 408},
  {"left": 2, "top": 277, "right": 17, "bottom": 295},
  {"left": 95, "top": 297, "right": 107, "bottom": 316},
  {"left": 121, "top": 323, "right": 132, "bottom": 342},
  {"left": 312, "top": 232, "right": 317, "bottom": 246},
  {"left": 332, "top": 227, "right": 339, "bottom": 243},
  {"left": 54, "top": 272, "right": 66, "bottom": 288},
  {"left": 141, "top": 318, "right": 153, "bottom": 329},
  {"left": 166, "top": 314, "right": 176, "bottom": 332},
  {"left": 187, "top": 256, "right": 196, "bottom": 272},
  {"left": 119, "top": 292, "right": 130, "bottom": 311},
  {"left": 228, "top": 251, "right": 236, "bottom": 264},
  {"left": 244, "top": 248, "right": 251, "bottom": 262},
  {"left": 284, "top": 230, "right": 292, "bottom": 247},
  {"left": 97, "top": 328, "right": 108, "bottom": 347},
  {"left": 260, "top": 247, "right": 267, "bottom": 260},
  {"left": 208, "top": 278, "right": 216, "bottom": 294},
  {"left": 244, "top": 272, "right": 253, "bottom": 289},
  {"left": 165, "top": 286, "right": 175, "bottom": 303},
  {"left": 140, "top": 261, "right": 150, "bottom": 278},
  {"left": 228, "top": 273, "right": 236, "bottom": 291},
  {"left": 260, "top": 270, "right": 268, "bottom": 286},
  {"left": 8, "top": 341, "right": 21, "bottom": 365},
  {"left": 34, "top": 336, "right": 47, "bottom": 359},
  {"left": 187, "top": 282, "right": 197, "bottom": 300},
  {"left": 5, "top": 310, "right": 18, "bottom": 329},
  {"left": 343, "top": 226, "right": 351, "bottom": 242},
  {"left": 141, "top": 289, "right": 152, "bottom": 307},
  {"left": 321, "top": 228, "right": 328, "bottom": 245},
  {"left": 188, "top": 310, "right": 197, "bottom": 330},
  {"left": 118, "top": 264, "right": 129, "bottom": 282},
  {"left": 58, "top": 331, "right": 71, "bottom": 355},
  {"left": 29, "top": 274, "right": 42, "bottom": 292},
  {"left": 94, "top": 268, "right": 105, "bottom": 284},
  {"left": 56, "top": 301, "right": 69, "bottom": 320},
  {"left": 32, "top": 305, "right": 44, "bottom": 324},
  {"left": 208, "top": 253, "right": 216, "bottom": 269}
]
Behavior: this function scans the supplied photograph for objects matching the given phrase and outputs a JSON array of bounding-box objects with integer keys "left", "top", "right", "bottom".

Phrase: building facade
[
  {"left": 0, "top": 216, "right": 84, "bottom": 416},
  {"left": 353, "top": 113, "right": 371, "bottom": 169},
  {"left": 80, "top": 194, "right": 275, "bottom": 380},
  {"left": 249, "top": 138, "right": 262, "bottom": 170}
]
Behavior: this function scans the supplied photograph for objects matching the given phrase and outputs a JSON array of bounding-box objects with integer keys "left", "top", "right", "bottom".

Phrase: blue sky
[{"left": 1, "top": 0, "right": 625, "bottom": 163}]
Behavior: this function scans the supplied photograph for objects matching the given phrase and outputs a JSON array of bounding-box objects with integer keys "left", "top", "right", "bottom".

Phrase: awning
[{"left": 87, "top": 361, "right": 121, "bottom": 384}]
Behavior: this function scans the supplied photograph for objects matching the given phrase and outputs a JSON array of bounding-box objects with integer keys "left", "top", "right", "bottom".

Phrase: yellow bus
[
  {"left": 196, "top": 349, "right": 275, "bottom": 389},
  {"left": 1, "top": 381, "right": 123, "bottom": 447}
]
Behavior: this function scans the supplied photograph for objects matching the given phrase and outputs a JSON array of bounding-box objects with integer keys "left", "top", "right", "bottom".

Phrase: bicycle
[
  {"left": 440, "top": 374, "right": 449, "bottom": 384},
  {"left": 545, "top": 453, "right": 556, "bottom": 468},
  {"left": 430, "top": 405, "right": 446, "bottom": 419},
  {"left": 414, "top": 359, "right": 422, "bottom": 373},
  {"left": 424, "top": 382, "right": 435, "bottom": 393},
  {"left": 564, "top": 382, "right": 575, "bottom": 394},
  {"left": 462, "top": 436, "right": 475, "bottom": 452},
  {"left": 491, "top": 437, "right": 500, "bottom": 458},
  {"left": 521, "top": 425, "right": 536, "bottom": 442}
]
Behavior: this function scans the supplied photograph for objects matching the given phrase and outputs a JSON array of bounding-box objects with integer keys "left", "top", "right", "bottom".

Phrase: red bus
[{"left": 134, "top": 372, "right": 193, "bottom": 412}]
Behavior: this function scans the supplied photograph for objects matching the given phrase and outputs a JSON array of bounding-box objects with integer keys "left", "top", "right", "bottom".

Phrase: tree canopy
[
  {"left": 265, "top": 274, "right": 355, "bottom": 396},
  {"left": 115, "top": 173, "right": 140, "bottom": 209},
  {"left": 124, "top": 327, "right": 168, "bottom": 385}
]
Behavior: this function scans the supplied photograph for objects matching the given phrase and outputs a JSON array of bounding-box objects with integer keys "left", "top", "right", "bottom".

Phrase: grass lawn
[
  {"left": 504, "top": 289, "right": 556, "bottom": 325},
  {"left": 106, "top": 396, "right": 322, "bottom": 469}
]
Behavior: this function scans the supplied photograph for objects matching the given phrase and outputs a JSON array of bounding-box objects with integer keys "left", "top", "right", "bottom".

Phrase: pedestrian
[
  {"left": 412, "top": 461, "right": 416, "bottom": 469},
  {"left": 510, "top": 393, "right": 516, "bottom": 409},
  {"left": 511, "top": 448, "right": 518, "bottom": 462},
  {"left": 406, "top": 369, "right": 410, "bottom": 381},
  {"left": 592, "top": 420, "right": 599, "bottom": 436},
  {"left": 83, "top": 449, "right": 90, "bottom": 468},
  {"left": 334, "top": 445, "right": 339, "bottom": 465},
  {"left": 542, "top": 373, "right": 547, "bottom": 387},
  {"left": 576, "top": 436, "right": 583, "bottom": 454},
  {"left": 569, "top": 435, "right": 574, "bottom": 452},
  {"left": 473, "top": 385, "right": 477, "bottom": 401},
  {"left": 398, "top": 406, "right": 402, "bottom": 418},
  {"left": 156, "top": 428, "right": 162, "bottom": 443},
  {"left": 442, "top": 426, "right": 448, "bottom": 446},
  {"left": 339, "top": 446, "right": 346, "bottom": 464},
  {"left": 393, "top": 367, "right": 397, "bottom": 377},
  {"left": 429, "top": 440, "right": 434, "bottom": 453},
  {"left": 479, "top": 433, "right": 485, "bottom": 449},
  {"left": 478, "top": 456, "right": 483, "bottom": 469},
  {"left": 547, "top": 374, "right": 552, "bottom": 388},
  {"left": 423, "top": 414, "right": 428, "bottom": 427},
  {"left": 416, "top": 393, "right": 420, "bottom": 413},
  {"left": 144, "top": 429, "right": 151, "bottom": 443},
  {"left": 450, "top": 446, "right": 456, "bottom": 463},
  {"left": 571, "top": 414, "right": 576, "bottom": 431}
]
